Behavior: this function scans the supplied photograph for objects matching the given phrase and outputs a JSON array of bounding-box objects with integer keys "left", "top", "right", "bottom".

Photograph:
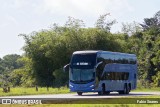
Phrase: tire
[
  {"left": 124, "top": 85, "right": 127, "bottom": 94},
  {"left": 98, "top": 84, "right": 105, "bottom": 95},
  {"left": 124, "top": 84, "right": 130, "bottom": 94},
  {"left": 98, "top": 91, "right": 102, "bottom": 95},
  {"left": 77, "top": 92, "right": 83, "bottom": 96},
  {"left": 102, "top": 85, "right": 105, "bottom": 95},
  {"left": 119, "top": 84, "right": 128, "bottom": 94},
  {"left": 105, "top": 91, "right": 110, "bottom": 95},
  {"left": 118, "top": 91, "right": 124, "bottom": 94},
  {"left": 126, "top": 85, "right": 130, "bottom": 94}
]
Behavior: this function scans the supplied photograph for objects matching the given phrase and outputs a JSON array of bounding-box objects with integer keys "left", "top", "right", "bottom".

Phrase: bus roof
[
  {"left": 73, "top": 50, "right": 136, "bottom": 57},
  {"left": 100, "top": 51, "right": 136, "bottom": 57},
  {"left": 73, "top": 50, "right": 99, "bottom": 54}
]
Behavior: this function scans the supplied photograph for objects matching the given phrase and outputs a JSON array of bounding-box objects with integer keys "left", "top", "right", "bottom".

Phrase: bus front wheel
[
  {"left": 77, "top": 92, "right": 83, "bottom": 96},
  {"left": 98, "top": 84, "right": 106, "bottom": 95},
  {"left": 98, "top": 91, "right": 102, "bottom": 95}
]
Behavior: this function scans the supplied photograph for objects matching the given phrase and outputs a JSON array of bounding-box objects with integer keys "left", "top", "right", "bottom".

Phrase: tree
[
  {"left": 0, "top": 54, "right": 23, "bottom": 87},
  {"left": 95, "top": 13, "right": 116, "bottom": 32},
  {"left": 121, "top": 21, "right": 142, "bottom": 36},
  {"left": 140, "top": 10, "right": 160, "bottom": 31},
  {"left": 10, "top": 57, "right": 35, "bottom": 87}
]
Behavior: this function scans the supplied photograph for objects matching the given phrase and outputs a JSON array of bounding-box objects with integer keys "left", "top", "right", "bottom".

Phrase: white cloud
[
  {"left": 0, "top": 0, "right": 28, "bottom": 9},
  {"left": 0, "top": 15, "right": 18, "bottom": 28},
  {"left": 41, "top": 0, "right": 134, "bottom": 18}
]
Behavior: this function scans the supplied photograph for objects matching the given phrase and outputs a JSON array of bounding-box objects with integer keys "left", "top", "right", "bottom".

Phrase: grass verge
[
  {"left": 0, "top": 87, "right": 70, "bottom": 96},
  {"left": 132, "top": 87, "right": 160, "bottom": 92}
]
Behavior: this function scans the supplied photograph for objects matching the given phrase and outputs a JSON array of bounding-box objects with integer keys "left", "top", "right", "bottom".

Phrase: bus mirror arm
[
  {"left": 63, "top": 64, "right": 69, "bottom": 72},
  {"left": 95, "top": 61, "right": 103, "bottom": 69}
]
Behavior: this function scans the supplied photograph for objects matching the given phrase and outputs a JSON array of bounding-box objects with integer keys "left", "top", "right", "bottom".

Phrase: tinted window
[
  {"left": 129, "top": 57, "right": 136, "bottom": 64},
  {"left": 98, "top": 53, "right": 114, "bottom": 64},
  {"left": 102, "top": 72, "right": 129, "bottom": 80},
  {"left": 70, "top": 69, "right": 95, "bottom": 84},
  {"left": 98, "top": 53, "right": 136, "bottom": 64},
  {"left": 71, "top": 54, "right": 97, "bottom": 69}
]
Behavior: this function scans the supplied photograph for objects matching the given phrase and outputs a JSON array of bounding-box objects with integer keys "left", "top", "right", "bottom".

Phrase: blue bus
[{"left": 64, "top": 50, "right": 137, "bottom": 95}]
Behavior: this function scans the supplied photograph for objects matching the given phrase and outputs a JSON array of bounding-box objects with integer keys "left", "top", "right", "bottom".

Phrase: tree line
[{"left": 0, "top": 10, "right": 160, "bottom": 88}]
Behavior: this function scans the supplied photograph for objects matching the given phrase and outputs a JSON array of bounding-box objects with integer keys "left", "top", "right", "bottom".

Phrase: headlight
[
  {"left": 90, "top": 85, "right": 94, "bottom": 87},
  {"left": 69, "top": 84, "right": 73, "bottom": 87}
]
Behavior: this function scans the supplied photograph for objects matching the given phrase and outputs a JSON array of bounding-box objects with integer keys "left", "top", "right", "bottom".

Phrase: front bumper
[{"left": 69, "top": 81, "right": 97, "bottom": 92}]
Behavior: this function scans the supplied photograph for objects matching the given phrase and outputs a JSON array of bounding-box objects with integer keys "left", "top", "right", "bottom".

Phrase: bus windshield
[
  {"left": 70, "top": 53, "right": 97, "bottom": 69},
  {"left": 70, "top": 69, "right": 95, "bottom": 83}
]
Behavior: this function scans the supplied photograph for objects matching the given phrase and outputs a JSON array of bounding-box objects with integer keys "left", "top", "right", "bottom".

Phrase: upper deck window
[{"left": 71, "top": 53, "right": 97, "bottom": 69}]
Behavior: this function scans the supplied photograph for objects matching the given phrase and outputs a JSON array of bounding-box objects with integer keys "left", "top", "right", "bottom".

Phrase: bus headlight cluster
[
  {"left": 90, "top": 85, "right": 94, "bottom": 87},
  {"left": 69, "top": 84, "right": 73, "bottom": 87}
]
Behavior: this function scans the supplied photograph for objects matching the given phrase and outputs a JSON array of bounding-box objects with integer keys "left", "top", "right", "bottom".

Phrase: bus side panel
[
  {"left": 99, "top": 80, "right": 125, "bottom": 91},
  {"left": 101, "top": 64, "right": 137, "bottom": 91}
]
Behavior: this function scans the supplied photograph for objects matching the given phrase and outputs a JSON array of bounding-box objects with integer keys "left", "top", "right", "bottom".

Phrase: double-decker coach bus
[{"left": 64, "top": 50, "right": 137, "bottom": 95}]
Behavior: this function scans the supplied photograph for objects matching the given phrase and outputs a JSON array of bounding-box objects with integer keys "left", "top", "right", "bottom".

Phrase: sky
[{"left": 0, "top": 0, "right": 160, "bottom": 58}]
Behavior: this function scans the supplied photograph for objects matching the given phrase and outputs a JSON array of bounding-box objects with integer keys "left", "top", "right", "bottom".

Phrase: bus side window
[
  {"left": 97, "top": 57, "right": 103, "bottom": 63},
  {"left": 134, "top": 74, "right": 136, "bottom": 79},
  {"left": 133, "top": 57, "right": 136, "bottom": 64},
  {"left": 101, "top": 72, "right": 105, "bottom": 80},
  {"left": 96, "top": 62, "right": 104, "bottom": 81}
]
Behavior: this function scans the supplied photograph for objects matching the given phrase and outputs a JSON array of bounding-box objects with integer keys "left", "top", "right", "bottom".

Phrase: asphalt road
[{"left": 1, "top": 92, "right": 160, "bottom": 99}]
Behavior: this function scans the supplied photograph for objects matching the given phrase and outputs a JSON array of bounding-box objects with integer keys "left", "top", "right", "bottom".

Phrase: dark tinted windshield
[
  {"left": 71, "top": 53, "right": 97, "bottom": 69},
  {"left": 70, "top": 69, "right": 95, "bottom": 84}
]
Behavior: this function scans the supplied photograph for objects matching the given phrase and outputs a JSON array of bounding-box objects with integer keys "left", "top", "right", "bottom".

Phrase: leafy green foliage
[
  {"left": 0, "top": 54, "right": 22, "bottom": 86},
  {"left": 10, "top": 57, "right": 35, "bottom": 87},
  {"left": 95, "top": 13, "right": 116, "bottom": 32},
  {"left": 126, "top": 10, "right": 160, "bottom": 87},
  {"left": 140, "top": 10, "right": 160, "bottom": 31},
  {"left": 18, "top": 16, "right": 124, "bottom": 87}
]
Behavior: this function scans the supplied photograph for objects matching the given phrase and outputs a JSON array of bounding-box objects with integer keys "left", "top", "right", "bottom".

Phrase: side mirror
[
  {"left": 95, "top": 61, "right": 103, "bottom": 80},
  {"left": 63, "top": 64, "right": 69, "bottom": 72},
  {"left": 95, "top": 61, "right": 103, "bottom": 68}
]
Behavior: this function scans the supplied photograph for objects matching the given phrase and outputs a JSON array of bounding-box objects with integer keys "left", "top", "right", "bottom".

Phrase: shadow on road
[{"left": 76, "top": 92, "right": 153, "bottom": 96}]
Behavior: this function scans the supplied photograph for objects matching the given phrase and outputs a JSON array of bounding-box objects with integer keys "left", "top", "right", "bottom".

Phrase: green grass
[
  {"left": 0, "top": 87, "right": 70, "bottom": 96},
  {"left": 132, "top": 87, "right": 160, "bottom": 92}
]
